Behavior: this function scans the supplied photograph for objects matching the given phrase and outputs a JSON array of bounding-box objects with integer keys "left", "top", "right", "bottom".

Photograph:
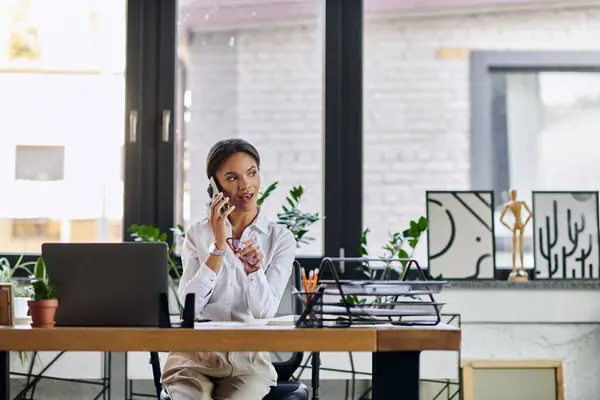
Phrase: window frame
[
  {"left": 154, "top": 0, "right": 366, "bottom": 279},
  {"left": 470, "top": 50, "right": 600, "bottom": 195}
]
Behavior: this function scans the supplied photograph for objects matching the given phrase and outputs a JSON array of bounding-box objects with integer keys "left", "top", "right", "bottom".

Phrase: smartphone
[{"left": 208, "top": 177, "right": 229, "bottom": 215}]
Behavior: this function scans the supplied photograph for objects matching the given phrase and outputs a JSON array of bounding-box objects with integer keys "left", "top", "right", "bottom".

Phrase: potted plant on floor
[
  {"left": 0, "top": 255, "right": 36, "bottom": 319},
  {"left": 27, "top": 257, "right": 58, "bottom": 328}
]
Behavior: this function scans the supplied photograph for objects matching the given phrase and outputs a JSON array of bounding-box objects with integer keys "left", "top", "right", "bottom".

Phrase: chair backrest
[{"left": 270, "top": 260, "right": 304, "bottom": 381}]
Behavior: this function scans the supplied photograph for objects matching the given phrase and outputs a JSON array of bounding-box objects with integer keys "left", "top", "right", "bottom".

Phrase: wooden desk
[{"left": 0, "top": 323, "right": 460, "bottom": 400}]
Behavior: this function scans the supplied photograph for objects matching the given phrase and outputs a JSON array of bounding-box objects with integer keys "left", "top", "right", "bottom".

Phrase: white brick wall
[
  {"left": 185, "top": 7, "right": 600, "bottom": 260},
  {"left": 187, "top": 25, "right": 324, "bottom": 256}
]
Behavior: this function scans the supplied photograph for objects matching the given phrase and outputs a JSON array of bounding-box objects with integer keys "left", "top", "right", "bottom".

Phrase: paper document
[
  {"left": 193, "top": 315, "right": 297, "bottom": 328},
  {"left": 265, "top": 315, "right": 297, "bottom": 325}
]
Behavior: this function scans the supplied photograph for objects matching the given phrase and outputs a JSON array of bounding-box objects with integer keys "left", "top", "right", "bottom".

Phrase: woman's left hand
[{"left": 237, "top": 239, "right": 263, "bottom": 274}]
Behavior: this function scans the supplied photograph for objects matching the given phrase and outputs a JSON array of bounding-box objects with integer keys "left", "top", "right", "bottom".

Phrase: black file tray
[{"left": 294, "top": 257, "right": 447, "bottom": 328}]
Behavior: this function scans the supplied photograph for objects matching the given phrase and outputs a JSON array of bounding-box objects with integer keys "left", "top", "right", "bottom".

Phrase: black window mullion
[
  {"left": 324, "top": 0, "right": 343, "bottom": 267},
  {"left": 122, "top": 0, "right": 145, "bottom": 241},
  {"left": 324, "top": 0, "right": 363, "bottom": 279},
  {"left": 139, "top": 0, "right": 161, "bottom": 232},
  {"left": 155, "top": 0, "right": 177, "bottom": 245},
  {"left": 124, "top": 0, "right": 163, "bottom": 241},
  {"left": 341, "top": 0, "right": 363, "bottom": 279}
]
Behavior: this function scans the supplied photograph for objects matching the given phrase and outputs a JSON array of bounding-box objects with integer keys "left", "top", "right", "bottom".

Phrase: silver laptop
[{"left": 42, "top": 242, "right": 169, "bottom": 327}]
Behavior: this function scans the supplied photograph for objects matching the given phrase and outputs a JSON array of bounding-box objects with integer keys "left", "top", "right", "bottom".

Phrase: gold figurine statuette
[{"left": 499, "top": 190, "right": 532, "bottom": 282}]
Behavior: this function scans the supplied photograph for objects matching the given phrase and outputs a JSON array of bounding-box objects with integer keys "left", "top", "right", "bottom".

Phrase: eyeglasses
[
  {"left": 226, "top": 237, "right": 241, "bottom": 254},
  {"left": 226, "top": 237, "right": 259, "bottom": 266}
]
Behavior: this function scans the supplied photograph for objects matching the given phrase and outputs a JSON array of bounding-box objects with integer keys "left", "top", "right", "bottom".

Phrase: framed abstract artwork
[
  {"left": 426, "top": 191, "right": 496, "bottom": 279},
  {"left": 533, "top": 191, "right": 600, "bottom": 279}
]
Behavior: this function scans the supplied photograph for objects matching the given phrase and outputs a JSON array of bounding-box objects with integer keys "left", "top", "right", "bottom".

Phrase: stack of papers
[{"left": 193, "top": 315, "right": 298, "bottom": 328}]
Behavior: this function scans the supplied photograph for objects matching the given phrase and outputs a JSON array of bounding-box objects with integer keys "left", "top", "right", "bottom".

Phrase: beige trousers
[{"left": 161, "top": 351, "right": 276, "bottom": 400}]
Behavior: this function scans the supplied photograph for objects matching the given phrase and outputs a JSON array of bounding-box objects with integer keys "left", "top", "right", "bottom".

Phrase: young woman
[{"left": 161, "top": 138, "right": 297, "bottom": 400}]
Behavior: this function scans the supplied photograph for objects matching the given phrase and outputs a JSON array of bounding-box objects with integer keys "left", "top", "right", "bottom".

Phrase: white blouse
[{"left": 177, "top": 209, "right": 296, "bottom": 322}]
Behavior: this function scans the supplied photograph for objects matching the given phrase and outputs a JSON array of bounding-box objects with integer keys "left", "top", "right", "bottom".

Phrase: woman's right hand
[{"left": 209, "top": 192, "right": 235, "bottom": 247}]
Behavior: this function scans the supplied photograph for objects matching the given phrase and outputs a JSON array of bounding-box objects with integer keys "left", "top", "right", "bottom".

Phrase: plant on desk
[
  {"left": 352, "top": 217, "right": 438, "bottom": 301},
  {"left": 359, "top": 216, "right": 440, "bottom": 281},
  {"left": 333, "top": 217, "right": 434, "bottom": 324},
  {"left": 26, "top": 257, "right": 59, "bottom": 328}
]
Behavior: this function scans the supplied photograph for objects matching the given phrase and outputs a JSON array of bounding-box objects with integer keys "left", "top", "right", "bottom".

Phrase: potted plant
[
  {"left": 27, "top": 257, "right": 58, "bottom": 328},
  {"left": 0, "top": 255, "right": 36, "bottom": 319},
  {"left": 257, "top": 182, "right": 322, "bottom": 246}
]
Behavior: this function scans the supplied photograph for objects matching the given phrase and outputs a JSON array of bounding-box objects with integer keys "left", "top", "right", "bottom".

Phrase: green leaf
[
  {"left": 361, "top": 227, "right": 370, "bottom": 245},
  {"left": 34, "top": 257, "right": 45, "bottom": 281},
  {"left": 418, "top": 217, "right": 428, "bottom": 230},
  {"left": 410, "top": 220, "right": 418, "bottom": 231},
  {"left": 257, "top": 181, "right": 279, "bottom": 205},
  {"left": 398, "top": 249, "right": 409, "bottom": 259},
  {"left": 286, "top": 197, "right": 296, "bottom": 209}
]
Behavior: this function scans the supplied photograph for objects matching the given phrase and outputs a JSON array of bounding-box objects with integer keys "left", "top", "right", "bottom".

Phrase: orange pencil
[
  {"left": 311, "top": 268, "right": 319, "bottom": 292},
  {"left": 308, "top": 270, "right": 314, "bottom": 292},
  {"left": 301, "top": 267, "right": 309, "bottom": 293}
]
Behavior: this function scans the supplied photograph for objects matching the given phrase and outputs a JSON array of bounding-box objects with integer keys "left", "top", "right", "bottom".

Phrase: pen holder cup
[{"left": 292, "top": 287, "right": 324, "bottom": 328}]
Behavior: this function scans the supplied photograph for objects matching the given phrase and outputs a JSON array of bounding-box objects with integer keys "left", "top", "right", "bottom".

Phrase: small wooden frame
[
  {"left": 462, "top": 360, "right": 564, "bottom": 400},
  {"left": 0, "top": 283, "right": 14, "bottom": 326}
]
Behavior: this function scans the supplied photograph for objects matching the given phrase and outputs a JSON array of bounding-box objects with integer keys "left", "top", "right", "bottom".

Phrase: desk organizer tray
[
  {"left": 294, "top": 257, "right": 447, "bottom": 328},
  {"left": 320, "top": 280, "right": 445, "bottom": 295}
]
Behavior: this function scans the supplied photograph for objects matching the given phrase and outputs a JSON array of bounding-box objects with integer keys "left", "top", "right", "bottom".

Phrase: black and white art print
[
  {"left": 533, "top": 191, "right": 600, "bottom": 279},
  {"left": 426, "top": 191, "right": 496, "bottom": 279}
]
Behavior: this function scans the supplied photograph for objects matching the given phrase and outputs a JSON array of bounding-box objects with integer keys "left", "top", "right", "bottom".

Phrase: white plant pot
[{"left": 14, "top": 297, "right": 30, "bottom": 319}]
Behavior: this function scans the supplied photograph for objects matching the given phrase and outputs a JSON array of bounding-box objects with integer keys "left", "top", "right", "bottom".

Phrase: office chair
[{"left": 153, "top": 261, "right": 309, "bottom": 400}]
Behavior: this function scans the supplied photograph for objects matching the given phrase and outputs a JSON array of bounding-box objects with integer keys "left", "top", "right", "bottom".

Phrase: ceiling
[{"left": 178, "top": 0, "right": 589, "bottom": 31}]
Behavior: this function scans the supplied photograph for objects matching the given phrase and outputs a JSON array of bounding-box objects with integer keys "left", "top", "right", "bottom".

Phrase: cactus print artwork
[{"left": 533, "top": 192, "right": 600, "bottom": 279}]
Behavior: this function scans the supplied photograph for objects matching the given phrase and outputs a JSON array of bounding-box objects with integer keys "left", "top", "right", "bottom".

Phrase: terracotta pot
[{"left": 27, "top": 299, "right": 59, "bottom": 328}]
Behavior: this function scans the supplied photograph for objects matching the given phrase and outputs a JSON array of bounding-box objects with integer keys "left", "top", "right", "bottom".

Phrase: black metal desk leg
[
  {"left": 372, "top": 351, "right": 420, "bottom": 400},
  {"left": 1, "top": 351, "right": 9, "bottom": 399},
  {"left": 311, "top": 352, "right": 320, "bottom": 400}
]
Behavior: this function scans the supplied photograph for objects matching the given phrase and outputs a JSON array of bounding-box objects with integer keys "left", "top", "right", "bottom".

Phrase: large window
[
  {"left": 0, "top": 0, "right": 127, "bottom": 254},
  {"left": 173, "top": 0, "right": 325, "bottom": 256}
]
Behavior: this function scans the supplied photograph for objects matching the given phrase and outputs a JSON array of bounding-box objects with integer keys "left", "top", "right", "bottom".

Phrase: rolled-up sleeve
[
  {"left": 177, "top": 227, "right": 219, "bottom": 315},
  {"left": 247, "top": 230, "right": 296, "bottom": 319}
]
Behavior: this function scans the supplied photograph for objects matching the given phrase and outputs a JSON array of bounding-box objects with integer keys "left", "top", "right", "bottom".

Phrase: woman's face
[{"left": 216, "top": 152, "right": 261, "bottom": 213}]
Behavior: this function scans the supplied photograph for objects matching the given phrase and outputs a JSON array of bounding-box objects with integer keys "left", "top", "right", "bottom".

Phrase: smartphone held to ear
[{"left": 208, "top": 177, "right": 229, "bottom": 215}]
